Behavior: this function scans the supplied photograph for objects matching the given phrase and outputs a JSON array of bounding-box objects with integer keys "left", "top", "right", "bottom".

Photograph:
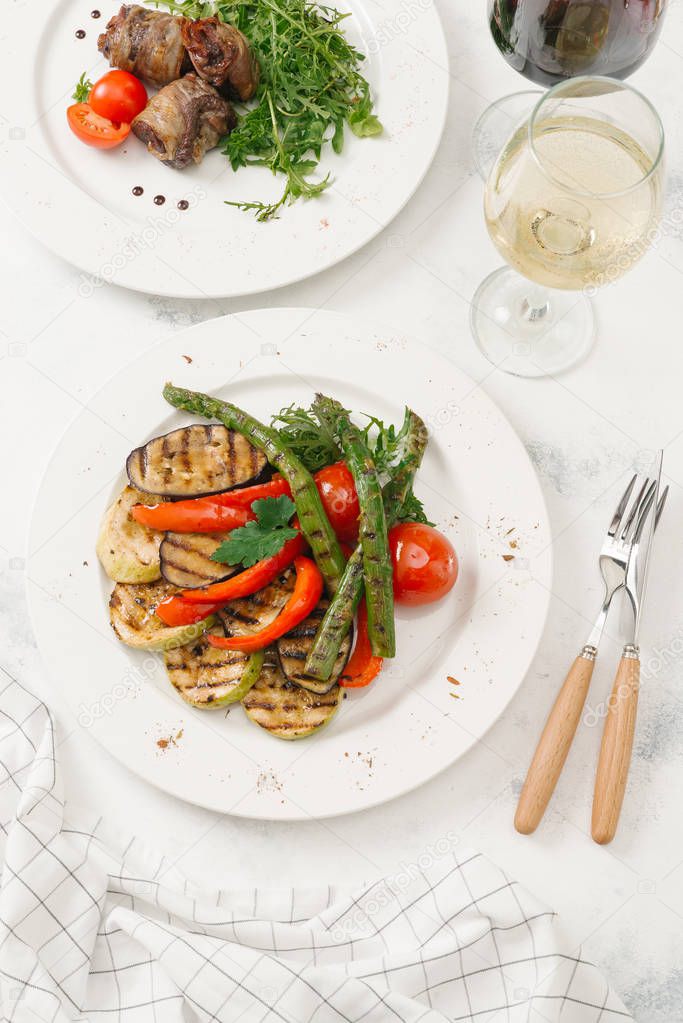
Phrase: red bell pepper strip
[
  {"left": 210, "top": 476, "right": 291, "bottom": 506},
  {"left": 155, "top": 596, "right": 226, "bottom": 627},
  {"left": 131, "top": 500, "right": 254, "bottom": 534},
  {"left": 179, "top": 531, "right": 307, "bottom": 604},
  {"left": 207, "top": 556, "right": 323, "bottom": 653},
  {"left": 339, "top": 600, "right": 383, "bottom": 688},
  {"left": 131, "top": 477, "right": 291, "bottom": 533}
]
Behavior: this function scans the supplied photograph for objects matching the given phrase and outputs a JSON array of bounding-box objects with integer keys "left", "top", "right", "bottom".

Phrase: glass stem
[{"left": 520, "top": 284, "right": 551, "bottom": 324}]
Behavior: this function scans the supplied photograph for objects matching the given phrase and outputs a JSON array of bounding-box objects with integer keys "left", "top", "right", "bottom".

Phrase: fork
[{"left": 514, "top": 473, "right": 658, "bottom": 835}]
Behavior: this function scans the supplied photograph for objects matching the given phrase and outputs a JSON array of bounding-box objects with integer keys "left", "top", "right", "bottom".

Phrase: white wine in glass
[{"left": 471, "top": 77, "right": 665, "bottom": 377}]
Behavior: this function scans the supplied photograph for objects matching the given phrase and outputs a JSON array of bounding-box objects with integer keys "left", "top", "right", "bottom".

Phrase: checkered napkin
[{"left": 0, "top": 681, "right": 631, "bottom": 1023}]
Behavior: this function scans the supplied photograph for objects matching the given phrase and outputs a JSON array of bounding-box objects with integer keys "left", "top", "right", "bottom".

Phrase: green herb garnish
[
  {"left": 211, "top": 495, "right": 298, "bottom": 567},
  {"left": 394, "top": 487, "right": 434, "bottom": 527},
  {"left": 155, "top": 0, "right": 382, "bottom": 220},
  {"left": 271, "top": 402, "right": 344, "bottom": 472},
  {"left": 72, "top": 72, "right": 93, "bottom": 103}
]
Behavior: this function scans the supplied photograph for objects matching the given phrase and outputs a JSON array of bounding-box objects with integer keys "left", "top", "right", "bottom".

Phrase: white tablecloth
[{"left": 0, "top": 679, "right": 631, "bottom": 1022}]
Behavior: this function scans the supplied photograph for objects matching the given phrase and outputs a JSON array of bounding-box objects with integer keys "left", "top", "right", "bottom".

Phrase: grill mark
[
  {"left": 168, "top": 656, "right": 246, "bottom": 674},
  {"left": 248, "top": 436, "right": 258, "bottom": 477},
  {"left": 228, "top": 429, "right": 236, "bottom": 479},
  {"left": 162, "top": 556, "right": 220, "bottom": 579},
  {"left": 281, "top": 648, "right": 307, "bottom": 661},
  {"left": 284, "top": 625, "right": 318, "bottom": 640},
  {"left": 180, "top": 425, "right": 191, "bottom": 479},
  {"left": 221, "top": 608, "right": 260, "bottom": 626}
]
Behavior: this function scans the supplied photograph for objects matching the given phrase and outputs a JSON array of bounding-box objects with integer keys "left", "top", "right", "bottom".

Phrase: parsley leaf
[
  {"left": 72, "top": 72, "right": 93, "bottom": 103},
  {"left": 210, "top": 495, "right": 298, "bottom": 568}
]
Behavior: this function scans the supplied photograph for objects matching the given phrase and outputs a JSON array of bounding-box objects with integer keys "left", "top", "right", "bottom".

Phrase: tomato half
[
  {"left": 89, "top": 70, "right": 148, "bottom": 123},
  {"left": 67, "top": 103, "right": 130, "bottom": 149},
  {"left": 389, "top": 523, "right": 458, "bottom": 606},
  {"left": 314, "top": 462, "right": 360, "bottom": 543}
]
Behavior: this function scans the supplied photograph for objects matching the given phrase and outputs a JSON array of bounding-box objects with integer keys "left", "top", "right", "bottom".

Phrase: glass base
[
  {"left": 470, "top": 267, "right": 595, "bottom": 378},
  {"left": 473, "top": 91, "right": 543, "bottom": 181}
]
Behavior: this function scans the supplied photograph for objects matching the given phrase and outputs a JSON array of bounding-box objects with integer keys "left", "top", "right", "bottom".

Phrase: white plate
[
  {"left": 0, "top": 0, "right": 448, "bottom": 298},
  {"left": 27, "top": 308, "right": 552, "bottom": 820}
]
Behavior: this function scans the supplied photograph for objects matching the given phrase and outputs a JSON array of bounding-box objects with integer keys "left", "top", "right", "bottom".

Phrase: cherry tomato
[
  {"left": 89, "top": 70, "right": 148, "bottom": 124},
  {"left": 389, "top": 523, "right": 458, "bottom": 606},
  {"left": 67, "top": 103, "right": 130, "bottom": 149},
  {"left": 314, "top": 462, "right": 360, "bottom": 542}
]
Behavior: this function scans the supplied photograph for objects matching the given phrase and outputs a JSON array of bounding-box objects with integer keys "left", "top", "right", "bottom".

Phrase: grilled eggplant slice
[
  {"left": 160, "top": 531, "right": 240, "bottom": 589},
  {"left": 277, "top": 600, "right": 352, "bottom": 695},
  {"left": 126, "top": 424, "right": 268, "bottom": 498},
  {"left": 97, "top": 486, "right": 166, "bottom": 584},
  {"left": 242, "top": 651, "right": 341, "bottom": 740},
  {"left": 218, "top": 570, "right": 295, "bottom": 637},
  {"left": 109, "top": 580, "right": 215, "bottom": 650},
  {"left": 165, "top": 630, "right": 264, "bottom": 708}
]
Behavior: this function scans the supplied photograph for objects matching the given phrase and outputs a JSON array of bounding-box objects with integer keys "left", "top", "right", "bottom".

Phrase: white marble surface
[{"left": 2, "top": 3, "right": 683, "bottom": 1020}]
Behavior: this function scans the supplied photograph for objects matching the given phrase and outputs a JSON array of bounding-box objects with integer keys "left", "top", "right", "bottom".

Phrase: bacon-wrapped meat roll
[
  {"left": 181, "top": 17, "right": 260, "bottom": 101},
  {"left": 131, "top": 74, "right": 236, "bottom": 169},
  {"left": 98, "top": 5, "right": 190, "bottom": 88}
]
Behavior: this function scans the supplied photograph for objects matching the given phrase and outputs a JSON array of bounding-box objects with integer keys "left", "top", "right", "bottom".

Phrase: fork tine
[
  {"left": 608, "top": 474, "right": 637, "bottom": 537},
  {"left": 655, "top": 485, "right": 669, "bottom": 529},
  {"left": 619, "top": 478, "right": 648, "bottom": 540},
  {"left": 629, "top": 480, "right": 657, "bottom": 544}
]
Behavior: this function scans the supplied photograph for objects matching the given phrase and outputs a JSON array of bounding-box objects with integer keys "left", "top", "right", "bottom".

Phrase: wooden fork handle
[
  {"left": 514, "top": 648, "right": 596, "bottom": 835},
  {"left": 591, "top": 648, "right": 640, "bottom": 845}
]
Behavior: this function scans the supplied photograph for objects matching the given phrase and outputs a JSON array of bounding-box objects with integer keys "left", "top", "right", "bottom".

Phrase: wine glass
[
  {"left": 491, "top": 0, "right": 668, "bottom": 83},
  {"left": 474, "top": 0, "right": 668, "bottom": 177},
  {"left": 470, "top": 76, "right": 664, "bottom": 377}
]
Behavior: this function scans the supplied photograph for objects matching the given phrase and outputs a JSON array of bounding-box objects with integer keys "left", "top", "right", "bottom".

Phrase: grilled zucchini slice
[
  {"left": 165, "top": 631, "right": 264, "bottom": 708},
  {"left": 109, "top": 579, "right": 215, "bottom": 650},
  {"left": 242, "top": 651, "right": 341, "bottom": 740},
  {"left": 96, "top": 486, "right": 165, "bottom": 583},
  {"left": 277, "top": 600, "right": 352, "bottom": 694},
  {"left": 160, "top": 531, "right": 240, "bottom": 589},
  {"left": 218, "top": 570, "right": 295, "bottom": 637},
  {"left": 126, "top": 424, "right": 268, "bottom": 498}
]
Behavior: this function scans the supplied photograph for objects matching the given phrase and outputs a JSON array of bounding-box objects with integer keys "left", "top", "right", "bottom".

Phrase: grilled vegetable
[
  {"left": 178, "top": 532, "right": 305, "bottom": 605},
  {"left": 242, "top": 651, "right": 341, "bottom": 740},
  {"left": 277, "top": 599, "right": 352, "bottom": 694},
  {"left": 109, "top": 580, "right": 215, "bottom": 650},
  {"left": 165, "top": 629, "right": 264, "bottom": 708},
  {"left": 338, "top": 600, "right": 382, "bottom": 688},
  {"left": 159, "top": 531, "right": 241, "bottom": 589},
  {"left": 208, "top": 556, "right": 323, "bottom": 653},
  {"left": 126, "top": 423, "right": 268, "bottom": 498},
  {"left": 302, "top": 547, "right": 363, "bottom": 681},
  {"left": 155, "top": 594, "right": 227, "bottom": 627},
  {"left": 162, "top": 385, "right": 346, "bottom": 593},
  {"left": 218, "top": 570, "right": 295, "bottom": 637},
  {"left": 96, "top": 486, "right": 166, "bottom": 583},
  {"left": 305, "top": 407, "right": 427, "bottom": 680},
  {"left": 133, "top": 499, "right": 252, "bottom": 534},
  {"left": 312, "top": 396, "right": 394, "bottom": 658}
]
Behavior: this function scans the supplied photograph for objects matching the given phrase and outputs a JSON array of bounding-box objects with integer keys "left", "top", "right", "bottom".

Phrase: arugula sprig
[
  {"left": 155, "top": 0, "right": 382, "bottom": 220},
  {"left": 211, "top": 495, "right": 298, "bottom": 567},
  {"left": 72, "top": 72, "right": 93, "bottom": 103},
  {"left": 272, "top": 399, "right": 433, "bottom": 525}
]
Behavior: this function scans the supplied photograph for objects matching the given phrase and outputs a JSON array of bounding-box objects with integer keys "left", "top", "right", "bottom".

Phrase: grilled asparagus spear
[
  {"left": 162, "top": 385, "right": 346, "bottom": 595},
  {"left": 304, "top": 407, "right": 427, "bottom": 680}
]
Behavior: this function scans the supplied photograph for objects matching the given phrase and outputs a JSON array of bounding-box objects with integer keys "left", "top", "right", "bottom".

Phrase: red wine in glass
[{"left": 490, "top": 0, "right": 668, "bottom": 85}]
